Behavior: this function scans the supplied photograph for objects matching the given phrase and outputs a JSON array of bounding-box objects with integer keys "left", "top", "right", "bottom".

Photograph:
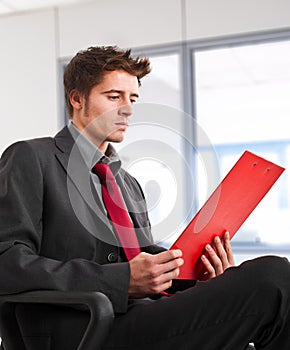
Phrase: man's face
[{"left": 71, "top": 69, "right": 139, "bottom": 152}]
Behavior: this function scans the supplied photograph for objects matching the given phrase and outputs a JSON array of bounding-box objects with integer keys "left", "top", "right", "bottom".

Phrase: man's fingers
[
  {"left": 154, "top": 256, "right": 184, "bottom": 277},
  {"left": 213, "top": 236, "right": 228, "bottom": 269},
  {"left": 224, "top": 231, "right": 235, "bottom": 265},
  {"left": 153, "top": 249, "right": 183, "bottom": 264},
  {"left": 133, "top": 251, "right": 183, "bottom": 279},
  {"left": 200, "top": 232, "right": 235, "bottom": 281},
  {"left": 201, "top": 254, "right": 216, "bottom": 279},
  {"left": 205, "top": 244, "right": 223, "bottom": 275},
  {"left": 129, "top": 251, "right": 183, "bottom": 297},
  {"left": 151, "top": 267, "right": 181, "bottom": 291}
]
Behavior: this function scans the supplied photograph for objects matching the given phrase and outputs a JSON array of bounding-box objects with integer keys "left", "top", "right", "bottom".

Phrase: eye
[
  {"left": 130, "top": 99, "right": 137, "bottom": 104},
  {"left": 108, "top": 95, "right": 120, "bottom": 101}
]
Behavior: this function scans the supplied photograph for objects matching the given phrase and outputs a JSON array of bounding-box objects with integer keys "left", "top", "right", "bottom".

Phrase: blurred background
[{"left": 1, "top": 0, "right": 290, "bottom": 264}]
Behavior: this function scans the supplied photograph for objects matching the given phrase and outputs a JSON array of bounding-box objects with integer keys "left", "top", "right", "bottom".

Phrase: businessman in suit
[{"left": 1, "top": 45, "right": 290, "bottom": 350}]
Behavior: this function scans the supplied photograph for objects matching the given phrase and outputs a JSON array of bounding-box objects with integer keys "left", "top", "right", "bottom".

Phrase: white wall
[
  {"left": 186, "top": 0, "right": 290, "bottom": 40},
  {"left": 0, "top": 9, "right": 58, "bottom": 152},
  {"left": 58, "top": 0, "right": 183, "bottom": 57},
  {"left": 0, "top": 0, "right": 290, "bottom": 153}
]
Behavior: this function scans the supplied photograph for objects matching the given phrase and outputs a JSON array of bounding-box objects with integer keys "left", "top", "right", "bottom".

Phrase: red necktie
[{"left": 92, "top": 163, "right": 141, "bottom": 261}]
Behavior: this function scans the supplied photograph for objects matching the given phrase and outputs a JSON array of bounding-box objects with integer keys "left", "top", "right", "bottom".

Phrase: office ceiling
[{"left": 0, "top": 0, "right": 90, "bottom": 16}]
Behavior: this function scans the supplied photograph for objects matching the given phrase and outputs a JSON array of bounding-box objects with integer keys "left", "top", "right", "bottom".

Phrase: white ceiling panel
[
  {"left": 0, "top": 0, "right": 90, "bottom": 15},
  {"left": 0, "top": 3, "right": 13, "bottom": 14}
]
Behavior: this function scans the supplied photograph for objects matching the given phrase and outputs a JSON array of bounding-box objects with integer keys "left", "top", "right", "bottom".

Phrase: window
[{"left": 193, "top": 38, "right": 290, "bottom": 262}]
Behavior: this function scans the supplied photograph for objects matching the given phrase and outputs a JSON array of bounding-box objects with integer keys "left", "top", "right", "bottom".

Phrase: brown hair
[{"left": 63, "top": 45, "right": 151, "bottom": 118}]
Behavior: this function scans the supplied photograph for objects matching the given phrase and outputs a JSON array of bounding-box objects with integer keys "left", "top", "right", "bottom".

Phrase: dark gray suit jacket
[{"left": 0, "top": 127, "right": 164, "bottom": 314}]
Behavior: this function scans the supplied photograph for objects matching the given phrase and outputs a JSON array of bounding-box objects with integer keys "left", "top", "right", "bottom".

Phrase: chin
[
  {"left": 109, "top": 132, "right": 126, "bottom": 143},
  {"left": 110, "top": 138, "right": 124, "bottom": 144}
]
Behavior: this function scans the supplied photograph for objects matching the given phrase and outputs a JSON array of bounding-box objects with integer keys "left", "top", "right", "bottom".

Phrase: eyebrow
[{"left": 102, "top": 89, "right": 139, "bottom": 99}]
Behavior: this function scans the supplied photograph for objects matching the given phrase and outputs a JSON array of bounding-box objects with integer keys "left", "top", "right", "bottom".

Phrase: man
[{"left": 0, "top": 46, "right": 290, "bottom": 349}]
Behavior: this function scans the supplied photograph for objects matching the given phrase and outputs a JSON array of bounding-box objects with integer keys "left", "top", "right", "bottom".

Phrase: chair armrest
[{"left": 0, "top": 290, "right": 114, "bottom": 350}]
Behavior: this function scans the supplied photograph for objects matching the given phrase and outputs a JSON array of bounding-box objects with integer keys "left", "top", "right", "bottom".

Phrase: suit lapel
[
  {"left": 54, "top": 127, "right": 114, "bottom": 238},
  {"left": 53, "top": 127, "right": 152, "bottom": 248}
]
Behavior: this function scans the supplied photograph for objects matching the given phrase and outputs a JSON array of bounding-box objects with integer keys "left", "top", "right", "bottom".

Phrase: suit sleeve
[{"left": 0, "top": 141, "right": 130, "bottom": 314}]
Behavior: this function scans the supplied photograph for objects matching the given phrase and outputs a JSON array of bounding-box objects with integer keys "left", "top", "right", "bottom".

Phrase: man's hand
[
  {"left": 200, "top": 231, "right": 235, "bottom": 281},
  {"left": 128, "top": 250, "right": 184, "bottom": 298}
]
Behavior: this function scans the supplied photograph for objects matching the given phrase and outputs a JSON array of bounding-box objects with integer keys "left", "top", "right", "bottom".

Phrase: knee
[{"left": 240, "top": 255, "right": 290, "bottom": 288}]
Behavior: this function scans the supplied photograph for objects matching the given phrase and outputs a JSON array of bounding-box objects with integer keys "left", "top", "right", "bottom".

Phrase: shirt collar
[{"left": 67, "top": 122, "right": 122, "bottom": 174}]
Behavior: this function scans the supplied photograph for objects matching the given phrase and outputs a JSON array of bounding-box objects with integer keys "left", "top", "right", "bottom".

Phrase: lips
[
  {"left": 115, "top": 122, "right": 128, "bottom": 129},
  {"left": 114, "top": 124, "right": 127, "bottom": 133}
]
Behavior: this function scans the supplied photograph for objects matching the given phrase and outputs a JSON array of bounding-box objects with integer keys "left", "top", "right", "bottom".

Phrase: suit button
[{"left": 107, "top": 252, "right": 118, "bottom": 263}]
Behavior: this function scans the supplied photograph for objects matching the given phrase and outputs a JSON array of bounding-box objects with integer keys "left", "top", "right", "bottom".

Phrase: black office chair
[
  {"left": 0, "top": 290, "right": 114, "bottom": 350},
  {"left": 0, "top": 291, "right": 257, "bottom": 350}
]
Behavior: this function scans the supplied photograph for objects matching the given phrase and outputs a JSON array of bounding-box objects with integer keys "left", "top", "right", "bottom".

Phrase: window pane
[
  {"left": 116, "top": 53, "right": 183, "bottom": 244},
  {"left": 138, "top": 54, "right": 181, "bottom": 109},
  {"left": 194, "top": 40, "right": 290, "bottom": 260}
]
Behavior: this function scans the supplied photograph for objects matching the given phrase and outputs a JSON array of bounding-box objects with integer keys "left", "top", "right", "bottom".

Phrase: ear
[{"left": 69, "top": 90, "right": 84, "bottom": 110}]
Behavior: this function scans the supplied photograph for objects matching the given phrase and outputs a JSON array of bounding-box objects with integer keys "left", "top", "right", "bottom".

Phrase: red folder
[{"left": 170, "top": 151, "right": 285, "bottom": 280}]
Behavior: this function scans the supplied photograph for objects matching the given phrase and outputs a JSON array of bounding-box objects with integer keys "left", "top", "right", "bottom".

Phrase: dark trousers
[
  {"left": 104, "top": 256, "right": 290, "bottom": 350},
  {"left": 13, "top": 256, "right": 290, "bottom": 350}
]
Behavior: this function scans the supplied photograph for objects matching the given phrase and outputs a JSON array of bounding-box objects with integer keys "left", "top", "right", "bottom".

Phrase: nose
[{"left": 118, "top": 103, "right": 133, "bottom": 118}]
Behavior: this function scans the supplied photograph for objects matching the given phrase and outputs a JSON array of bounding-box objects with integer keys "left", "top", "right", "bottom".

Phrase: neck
[{"left": 71, "top": 120, "right": 108, "bottom": 154}]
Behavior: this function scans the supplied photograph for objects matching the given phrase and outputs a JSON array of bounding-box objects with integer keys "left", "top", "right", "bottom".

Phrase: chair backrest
[{"left": 0, "top": 291, "right": 114, "bottom": 350}]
